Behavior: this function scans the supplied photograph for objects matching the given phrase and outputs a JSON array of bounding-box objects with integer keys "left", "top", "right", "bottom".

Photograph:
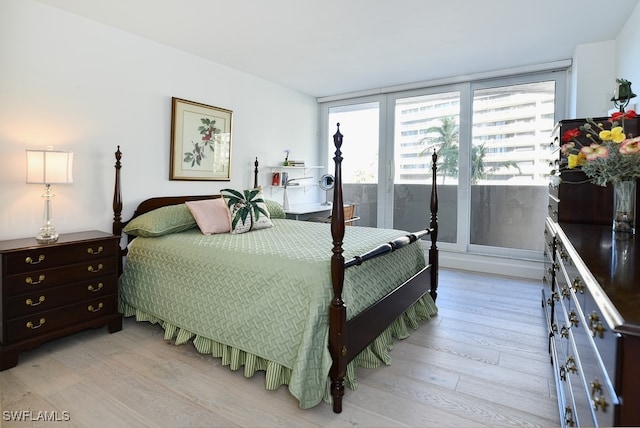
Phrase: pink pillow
[{"left": 185, "top": 198, "right": 231, "bottom": 234}]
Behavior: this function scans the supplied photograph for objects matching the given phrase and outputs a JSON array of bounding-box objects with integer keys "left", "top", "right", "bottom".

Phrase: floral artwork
[
  {"left": 170, "top": 97, "right": 233, "bottom": 181},
  {"left": 560, "top": 110, "right": 640, "bottom": 186},
  {"left": 183, "top": 117, "right": 222, "bottom": 167}
]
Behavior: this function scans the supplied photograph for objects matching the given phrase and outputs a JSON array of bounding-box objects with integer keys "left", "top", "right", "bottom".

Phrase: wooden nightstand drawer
[
  {"left": 4, "top": 257, "right": 117, "bottom": 296},
  {"left": 6, "top": 294, "right": 117, "bottom": 343},
  {"left": 5, "top": 276, "right": 117, "bottom": 319},
  {"left": 4, "top": 237, "right": 118, "bottom": 275}
]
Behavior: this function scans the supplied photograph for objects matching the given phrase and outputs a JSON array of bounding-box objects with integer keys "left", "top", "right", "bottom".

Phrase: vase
[{"left": 612, "top": 180, "right": 636, "bottom": 234}]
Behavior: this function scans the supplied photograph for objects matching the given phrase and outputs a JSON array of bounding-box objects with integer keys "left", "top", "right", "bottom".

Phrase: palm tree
[
  {"left": 419, "top": 116, "right": 459, "bottom": 183},
  {"left": 471, "top": 143, "right": 521, "bottom": 184},
  {"left": 221, "top": 188, "right": 269, "bottom": 232}
]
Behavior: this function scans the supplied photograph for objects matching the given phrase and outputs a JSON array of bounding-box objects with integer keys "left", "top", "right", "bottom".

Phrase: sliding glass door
[
  {"left": 326, "top": 101, "right": 381, "bottom": 227},
  {"left": 393, "top": 90, "right": 461, "bottom": 243}
]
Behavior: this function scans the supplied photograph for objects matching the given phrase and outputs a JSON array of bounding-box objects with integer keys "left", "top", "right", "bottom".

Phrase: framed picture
[{"left": 170, "top": 97, "right": 233, "bottom": 181}]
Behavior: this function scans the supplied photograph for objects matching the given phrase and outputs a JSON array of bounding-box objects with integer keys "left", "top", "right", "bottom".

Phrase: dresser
[
  {"left": 543, "top": 118, "right": 640, "bottom": 426},
  {"left": 0, "top": 230, "right": 122, "bottom": 370}
]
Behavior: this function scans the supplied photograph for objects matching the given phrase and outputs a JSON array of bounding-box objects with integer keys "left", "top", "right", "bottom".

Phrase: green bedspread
[{"left": 119, "top": 219, "right": 437, "bottom": 408}]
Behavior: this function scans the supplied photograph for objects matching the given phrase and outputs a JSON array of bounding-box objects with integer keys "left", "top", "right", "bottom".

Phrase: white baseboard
[{"left": 437, "top": 250, "right": 543, "bottom": 281}]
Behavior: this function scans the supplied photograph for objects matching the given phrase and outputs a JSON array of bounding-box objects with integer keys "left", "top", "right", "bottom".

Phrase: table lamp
[{"left": 26, "top": 149, "right": 74, "bottom": 243}]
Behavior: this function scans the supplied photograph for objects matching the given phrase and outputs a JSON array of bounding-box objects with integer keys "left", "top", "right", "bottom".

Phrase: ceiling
[{"left": 35, "top": 0, "right": 640, "bottom": 98}]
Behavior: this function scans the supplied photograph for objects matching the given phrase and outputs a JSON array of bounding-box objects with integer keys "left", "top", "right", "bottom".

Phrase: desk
[{"left": 284, "top": 203, "right": 332, "bottom": 220}]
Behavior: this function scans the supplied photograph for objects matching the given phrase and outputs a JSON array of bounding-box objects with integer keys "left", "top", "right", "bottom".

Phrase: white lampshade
[{"left": 26, "top": 150, "right": 74, "bottom": 184}]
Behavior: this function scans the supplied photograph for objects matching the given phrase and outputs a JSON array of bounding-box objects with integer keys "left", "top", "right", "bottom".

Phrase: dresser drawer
[
  {"left": 4, "top": 238, "right": 118, "bottom": 275},
  {"left": 5, "top": 275, "right": 117, "bottom": 319},
  {"left": 4, "top": 257, "right": 117, "bottom": 296},
  {"left": 5, "top": 294, "right": 117, "bottom": 343}
]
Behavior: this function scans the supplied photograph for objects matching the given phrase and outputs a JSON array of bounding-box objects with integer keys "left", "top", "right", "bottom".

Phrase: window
[{"left": 320, "top": 68, "right": 566, "bottom": 261}]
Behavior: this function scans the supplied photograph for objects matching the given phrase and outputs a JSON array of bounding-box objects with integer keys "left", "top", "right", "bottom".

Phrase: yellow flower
[
  {"left": 599, "top": 126, "right": 626, "bottom": 143},
  {"left": 568, "top": 152, "right": 586, "bottom": 168}
]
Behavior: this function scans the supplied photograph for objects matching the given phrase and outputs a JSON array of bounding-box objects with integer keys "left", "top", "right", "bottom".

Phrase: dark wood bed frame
[{"left": 112, "top": 123, "right": 439, "bottom": 413}]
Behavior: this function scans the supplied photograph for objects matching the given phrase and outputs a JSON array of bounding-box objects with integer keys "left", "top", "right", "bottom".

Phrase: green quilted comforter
[{"left": 119, "top": 219, "right": 436, "bottom": 408}]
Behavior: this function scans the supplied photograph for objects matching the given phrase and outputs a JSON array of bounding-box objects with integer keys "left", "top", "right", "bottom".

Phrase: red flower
[
  {"left": 610, "top": 110, "right": 637, "bottom": 122},
  {"left": 562, "top": 128, "right": 581, "bottom": 142}
]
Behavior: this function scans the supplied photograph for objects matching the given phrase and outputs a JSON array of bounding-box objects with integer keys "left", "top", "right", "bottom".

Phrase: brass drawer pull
[
  {"left": 88, "top": 283, "right": 104, "bottom": 292},
  {"left": 26, "top": 318, "right": 46, "bottom": 329},
  {"left": 25, "top": 255, "right": 45, "bottom": 264},
  {"left": 88, "top": 303, "right": 104, "bottom": 312},
  {"left": 87, "top": 264, "right": 104, "bottom": 273},
  {"left": 564, "top": 406, "right": 575, "bottom": 426},
  {"left": 572, "top": 277, "right": 584, "bottom": 294},
  {"left": 590, "top": 379, "right": 609, "bottom": 412},
  {"left": 559, "top": 365, "right": 567, "bottom": 381},
  {"left": 589, "top": 312, "right": 606, "bottom": 339},
  {"left": 25, "top": 274, "right": 45, "bottom": 285},
  {"left": 569, "top": 310, "right": 579, "bottom": 327},
  {"left": 25, "top": 296, "right": 46, "bottom": 306},
  {"left": 87, "top": 246, "right": 103, "bottom": 255}
]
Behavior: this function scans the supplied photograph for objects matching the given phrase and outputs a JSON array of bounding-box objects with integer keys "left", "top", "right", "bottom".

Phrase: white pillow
[{"left": 185, "top": 198, "right": 231, "bottom": 235}]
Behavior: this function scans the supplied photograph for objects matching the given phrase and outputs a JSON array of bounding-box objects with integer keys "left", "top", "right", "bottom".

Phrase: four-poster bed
[{"left": 112, "top": 124, "right": 439, "bottom": 412}]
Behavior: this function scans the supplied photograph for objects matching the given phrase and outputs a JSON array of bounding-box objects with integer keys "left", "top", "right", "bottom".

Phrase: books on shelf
[{"left": 286, "top": 160, "right": 305, "bottom": 167}]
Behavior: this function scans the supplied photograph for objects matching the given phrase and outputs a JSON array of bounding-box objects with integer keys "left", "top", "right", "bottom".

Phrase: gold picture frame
[{"left": 170, "top": 97, "right": 232, "bottom": 181}]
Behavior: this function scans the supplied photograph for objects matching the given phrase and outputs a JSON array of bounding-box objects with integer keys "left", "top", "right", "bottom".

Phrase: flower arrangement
[{"left": 560, "top": 110, "right": 640, "bottom": 186}]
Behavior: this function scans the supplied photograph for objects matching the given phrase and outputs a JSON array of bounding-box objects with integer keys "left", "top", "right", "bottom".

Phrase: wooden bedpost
[
  {"left": 113, "top": 146, "right": 123, "bottom": 237},
  {"left": 254, "top": 157, "right": 259, "bottom": 189},
  {"left": 113, "top": 146, "right": 124, "bottom": 276},
  {"left": 429, "top": 149, "right": 439, "bottom": 301},
  {"left": 329, "top": 123, "right": 347, "bottom": 413}
]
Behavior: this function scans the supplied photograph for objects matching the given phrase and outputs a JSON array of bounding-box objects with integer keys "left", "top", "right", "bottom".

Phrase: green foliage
[{"left": 221, "top": 188, "right": 268, "bottom": 231}]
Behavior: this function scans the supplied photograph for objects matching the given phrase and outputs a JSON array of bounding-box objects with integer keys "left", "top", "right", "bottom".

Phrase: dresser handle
[
  {"left": 26, "top": 318, "right": 46, "bottom": 329},
  {"left": 25, "top": 296, "right": 45, "bottom": 306},
  {"left": 564, "top": 406, "right": 575, "bottom": 426},
  {"left": 569, "top": 310, "right": 579, "bottom": 327},
  {"left": 590, "top": 379, "right": 609, "bottom": 412},
  {"left": 589, "top": 312, "right": 606, "bottom": 339},
  {"left": 88, "top": 303, "right": 104, "bottom": 312},
  {"left": 572, "top": 277, "right": 584, "bottom": 294},
  {"left": 25, "top": 275, "right": 45, "bottom": 285},
  {"left": 88, "top": 283, "right": 104, "bottom": 292},
  {"left": 87, "top": 246, "right": 103, "bottom": 255},
  {"left": 560, "top": 250, "right": 568, "bottom": 261},
  {"left": 25, "top": 255, "right": 45, "bottom": 264},
  {"left": 87, "top": 264, "right": 103, "bottom": 273}
]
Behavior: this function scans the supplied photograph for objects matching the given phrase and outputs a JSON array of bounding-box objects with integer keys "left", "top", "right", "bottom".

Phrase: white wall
[
  {"left": 569, "top": 40, "right": 617, "bottom": 118},
  {"left": 617, "top": 0, "right": 640, "bottom": 110},
  {"left": 0, "top": 0, "right": 319, "bottom": 241},
  {"left": 568, "top": 1, "right": 640, "bottom": 119}
]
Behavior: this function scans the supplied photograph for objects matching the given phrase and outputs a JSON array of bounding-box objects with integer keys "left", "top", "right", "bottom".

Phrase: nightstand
[{"left": 0, "top": 230, "right": 122, "bottom": 370}]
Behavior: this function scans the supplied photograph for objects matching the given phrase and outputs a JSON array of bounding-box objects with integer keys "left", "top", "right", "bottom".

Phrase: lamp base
[{"left": 36, "top": 226, "right": 59, "bottom": 244}]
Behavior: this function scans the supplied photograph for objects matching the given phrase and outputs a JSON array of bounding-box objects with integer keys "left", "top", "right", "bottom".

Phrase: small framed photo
[
  {"left": 170, "top": 97, "right": 233, "bottom": 181},
  {"left": 272, "top": 172, "right": 281, "bottom": 186}
]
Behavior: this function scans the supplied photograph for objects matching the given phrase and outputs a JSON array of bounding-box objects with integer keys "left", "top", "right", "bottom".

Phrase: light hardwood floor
[{"left": 0, "top": 269, "right": 560, "bottom": 427}]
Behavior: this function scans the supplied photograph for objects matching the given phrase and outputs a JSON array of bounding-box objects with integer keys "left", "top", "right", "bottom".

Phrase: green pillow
[
  {"left": 264, "top": 199, "right": 286, "bottom": 219},
  {"left": 123, "top": 203, "right": 197, "bottom": 237}
]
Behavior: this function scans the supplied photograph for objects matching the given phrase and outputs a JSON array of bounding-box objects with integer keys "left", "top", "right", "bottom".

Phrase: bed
[{"left": 112, "top": 124, "right": 439, "bottom": 412}]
